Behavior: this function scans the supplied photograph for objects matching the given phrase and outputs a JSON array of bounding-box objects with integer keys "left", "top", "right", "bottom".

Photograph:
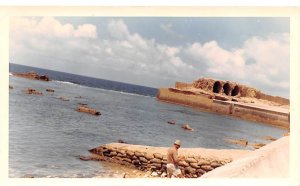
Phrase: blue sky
[{"left": 10, "top": 17, "right": 290, "bottom": 98}]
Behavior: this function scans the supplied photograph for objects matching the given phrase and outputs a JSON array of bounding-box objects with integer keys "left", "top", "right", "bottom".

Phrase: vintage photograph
[{"left": 8, "top": 15, "right": 290, "bottom": 178}]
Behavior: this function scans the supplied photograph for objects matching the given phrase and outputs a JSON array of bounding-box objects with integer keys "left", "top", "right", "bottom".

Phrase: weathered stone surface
[
  {"left": 122, "top": 158, "right": 132, "bottom": 163},
  {"left": 263, "top": 136, "right": 276, "bottom": 141},
  {"left": 117, "top": 153, "right": 126, "bottom": 158},
  {"left": 201, "top": 165, "right": 214, "bottom": 171},
  {"left": 139, "top": 157, "right": 148, "bottom": 163},
  {"left": 150, "top": 158, "right": 161, "bottom": 164},
  {"left": 162, "top": 155, "right": 167, "bottom": 161},
  {"left": 144, "top": 153, "right": 154, "bottom": 160},
  {"left": 178, "top": 160, "right": 189, "bottom": 167},
  {"left": 211, "top": 162, "right": 222, "bottom": 168},
  {"left": 186, "top": 157, "right": 197, "bottom": 163},
  {"left": 197, "top": 159, "right": 210, "bottom": 165},
  {"left": 224, "top": 138, "right": 248, "bottom": 147},
  {"left": 190, "top": 163, "right": 200, "bottom": 169},
  {"left": 126, "top": 150, "right": 134, "bottom": 157},
  {"left": 252, "top": 143, "right": 266, "bottom": 149},
  {"left": 46, "top": 88, "right": 55, "bottom": 92},
  {"left": 196, "top": 168, "right": 206, "bottom": 175},
  {"left": 185, "top": 167, "right": 196, "bottom": 174},
  {"left": 153, "top": 153, "right": 163, "bottom": 160},
  {"left": 135, "top": 151, "right": 144, "bottom": 157},
  {"left": 132, "top": 155, "right": 138, "bottom": 160},
  {"left": 167, "top": 120, "right": 176, "bottom": 124},
  {"left": 116, "top": 149, "right": 126, "bottom": 154},
  {"left": 151, "top": 163, "right": 162, "bottom": 169},
  {"left": 110, "top": 151, "right": 117, "bottom": 156}
]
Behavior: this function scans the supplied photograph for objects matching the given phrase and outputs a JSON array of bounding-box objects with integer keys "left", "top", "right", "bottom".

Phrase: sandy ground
[{"left": 200, "top": 136, "right": 289, "bottom": 178}]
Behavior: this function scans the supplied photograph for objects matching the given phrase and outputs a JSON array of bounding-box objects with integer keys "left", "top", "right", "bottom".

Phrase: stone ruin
[{"left": 192, "top": 78, "right": 289, "bottom": 105}]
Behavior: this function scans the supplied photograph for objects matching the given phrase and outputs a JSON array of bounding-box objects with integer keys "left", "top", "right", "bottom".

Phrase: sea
[{"left": 9, "top": 63, "right": 288, "bottom": 178}]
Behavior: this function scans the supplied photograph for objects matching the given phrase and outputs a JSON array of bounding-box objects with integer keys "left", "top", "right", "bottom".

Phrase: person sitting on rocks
[{"left": 167, "top": 140, "right": 184, "bottom": 178}]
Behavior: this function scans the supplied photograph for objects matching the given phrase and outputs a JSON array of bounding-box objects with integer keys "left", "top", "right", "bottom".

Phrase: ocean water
[{"left": 9, "top": 64, "right": 288, "bottom": 178}]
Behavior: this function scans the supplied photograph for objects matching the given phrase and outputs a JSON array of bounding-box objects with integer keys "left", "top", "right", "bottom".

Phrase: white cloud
[{"left": 10, "top": 17, "right": 289, "bottom": 97}]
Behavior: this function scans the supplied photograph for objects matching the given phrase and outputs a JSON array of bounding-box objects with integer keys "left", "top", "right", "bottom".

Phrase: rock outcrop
[
  {"left": 25, "top": 88, "right": 43, "bottom": 96},
  {"left": 181, "top": 124, "right": 194, "bottom": 131},
  {"left": 13, "top": 71, "right": 50, "bottom": 81},
  {"left": 76, "top": 105, "right": 101, "bottom": 116}
]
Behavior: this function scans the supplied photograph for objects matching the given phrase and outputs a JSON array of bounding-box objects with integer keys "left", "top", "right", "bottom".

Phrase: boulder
[
  {"left": 224, "top": 138, "right": 248, "bottom": 147},
  {"left": 181, "top": 124, "right": 194, "bottom": 131},
  {"left": 46, "top": 88, "right": 55, "bottom": 92},
  {"left": 201, "top": 165, "right": 214, "bottom": 171},
  {"left": 59, "top": 97, "right": 69, "bottom": 101},
  {"left": 76, "top": 105, "right": 101, "bottom": 116},
  {"left": 139, "top": 157, "right": 148, "bottom": 163},
  {"left": 167, "top": 120, "right": 176, "bottom": 125},
  {"left": 25, "top": 88, "right": 43, "bottom": 96},
  {"left": 178, "top": 160, "right": 189, "bottom": 167},
  {"left": 153, "top": 153, "right": 163, "bottom": 160},
  {"left": 186, "top": 157, "right": 197, "bottom": 163},
  {"left": 144, "top": 153, "right": 154, "bottom": 160},
  {"left": 9, "top": 85, "right": 13, "bottom": 89},
  {"left": 190, "top": 163, "right": 200, "bottom": 169},
  {"left": 117, "top": 139, "right": 126, "bottom": 143},
  {"left": 211, "top": 162, "right": 222, "bottom": 168},
  {"left": 197, "top": 159, "right": 210, "bottom": 166},
  {"left": 252, "top": 143, "right": 266, "bottom": 149},
  {"left": 126, "top": 150, "right": 134, "bottom": 157},
  {"left": 185, "top": 167, "right": 196, "bottom": 174},
  {"left": 13, "top": 71, "right": 50, "bottom": 81},
  {"left": 150, "top": 158, "right": 161, "bottom": 164}
]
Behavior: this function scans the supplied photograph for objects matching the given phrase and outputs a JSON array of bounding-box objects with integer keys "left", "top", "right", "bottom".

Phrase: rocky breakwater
[
  {"left": 88, "top": 143, "right": 250, "bottom": 178},
  {"left": 12, "top": 71, "right": 50, "bottom": 81}
]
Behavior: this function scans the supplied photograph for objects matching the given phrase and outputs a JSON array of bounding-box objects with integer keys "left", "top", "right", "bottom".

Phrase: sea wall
[
  {"left": 157, "top": 88, "right": 289, "bottom": 129},
  {"left": 157, "top": 88, "right": 213, "bottom": 110},
  {"left": 89, "top": 143, "right": 250, "bottom": 178}
]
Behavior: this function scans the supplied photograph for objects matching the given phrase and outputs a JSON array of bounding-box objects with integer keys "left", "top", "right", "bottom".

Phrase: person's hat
[{"left": 174, "top": 140, "right": 181, "bottom": 146}]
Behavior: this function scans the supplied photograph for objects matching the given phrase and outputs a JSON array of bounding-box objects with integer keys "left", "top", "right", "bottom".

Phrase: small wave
[
  {"left": 104, "top": 89, "right": 154, "bottom": 98},
  {"left": 54, "top": 80, "right": 79, "bottom": 86},
  {"left": 9, "top": 73, "right": 12, "bottom": 76}
]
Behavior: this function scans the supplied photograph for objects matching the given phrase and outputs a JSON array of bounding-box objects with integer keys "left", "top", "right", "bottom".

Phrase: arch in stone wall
[
  {"left": 231, "top": 85, "right": 240, "bottom": 96},
  {"left": 223, "top": 83, "right": 231, "bottom": 95},
  {"left": 213, "top": 81, "right": 222, "bottom": 93}
]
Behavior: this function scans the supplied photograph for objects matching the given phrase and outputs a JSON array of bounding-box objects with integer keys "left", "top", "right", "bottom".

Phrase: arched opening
[
  {"left": 231, "top": 85, "right": 240, "bottom": 96},
  {"left": 223, "top": 83, "right": 231, "bottom": 95},
  {"left": 213, "top": 81, "right": 222, "bottom": 93}
]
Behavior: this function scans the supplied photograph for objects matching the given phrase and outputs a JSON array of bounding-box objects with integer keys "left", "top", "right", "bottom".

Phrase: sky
[{"left": 9, "top": 16, "right": 290, "bottom": 98}]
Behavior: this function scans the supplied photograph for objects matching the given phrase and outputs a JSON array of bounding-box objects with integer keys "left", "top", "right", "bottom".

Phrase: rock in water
[{"left": 181, "top": 124, "right": 194, "bottom": 131}]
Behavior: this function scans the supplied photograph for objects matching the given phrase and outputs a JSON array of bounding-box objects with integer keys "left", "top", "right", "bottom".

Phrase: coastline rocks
[
  {"left": 252, "top": 143, "right": 265, "bottom": 149},
  {"left": 181, "top": 124, "right": 194, "bottom": 131},
  {"left": 224, "top": 138, "right": 248, "bottom": 147},
  {"left": 25, "top": 88, "right": 43, "bottom": 96},
  {"left": 167, "top": 120, "right": 176, "bottom": 125},
  {"left": 46, "top": 88, "right": 55, "bottom": 92},
  {"left": 76, "top": 105, "right": 101, "bottom": 116},
  {"left": 263, "top": 136, "right": 276, "bottom": 141},
  {"left": 13, "top": 71, "right": 50, "bottom": 81}
]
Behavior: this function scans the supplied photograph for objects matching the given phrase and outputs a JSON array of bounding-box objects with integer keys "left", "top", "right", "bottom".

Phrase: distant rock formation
[
  {"left": 13, "top": 71, "right": 50, "bottom": 81},
  {"left": 224, "top": 138, "right": 248, "bottom": 147}
]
